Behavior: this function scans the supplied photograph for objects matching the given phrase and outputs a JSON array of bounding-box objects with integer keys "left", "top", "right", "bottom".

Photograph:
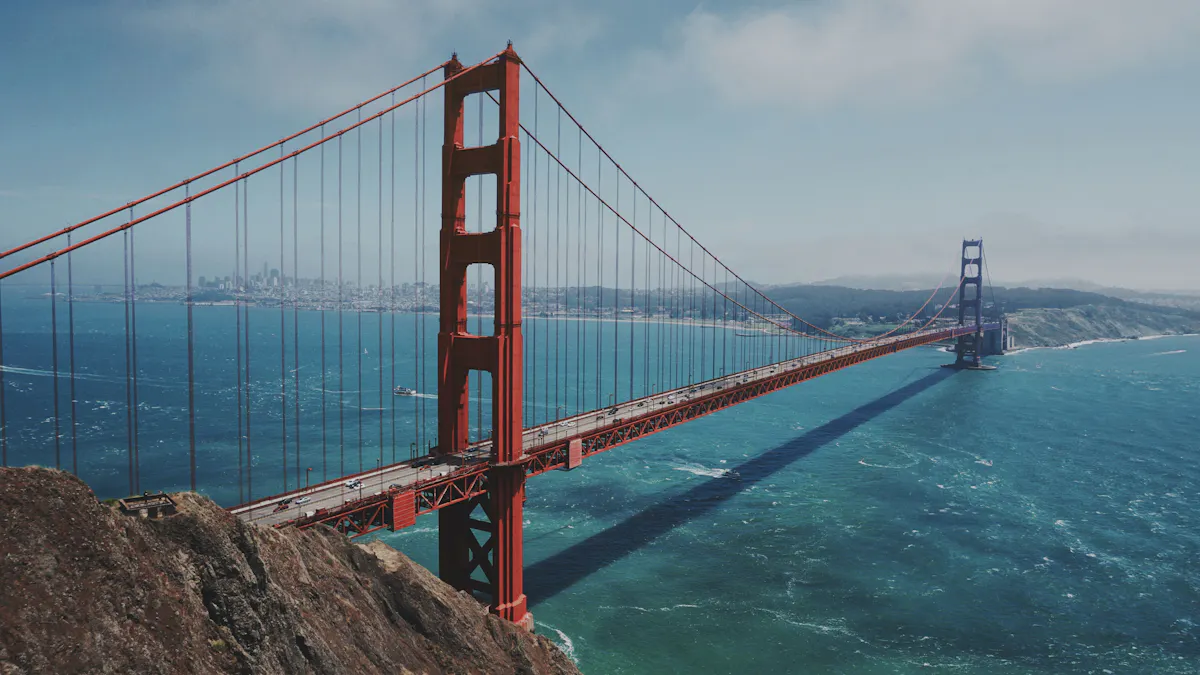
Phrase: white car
[
  {"left": 295, "top": 496, "right": 311, "bottom": 505},
  {"left": 344, "top": 479, "right": 362, "bottom": 489}
]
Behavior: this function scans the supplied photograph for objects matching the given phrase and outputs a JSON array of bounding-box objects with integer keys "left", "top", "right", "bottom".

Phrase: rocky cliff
[
  {"left": 1008, "top": 304, "right": 1200, "bottom": 348},
  {"left": 0, "top": 467, "right": 579, "bottom": 675}
]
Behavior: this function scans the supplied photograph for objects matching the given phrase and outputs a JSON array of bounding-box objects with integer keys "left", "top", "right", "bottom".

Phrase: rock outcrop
[{"left": 0, "top": 467, "right": 579, "bottom": 675}]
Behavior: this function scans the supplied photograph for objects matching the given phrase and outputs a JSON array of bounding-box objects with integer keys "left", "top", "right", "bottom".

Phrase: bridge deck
[{"left": 231, "top": 323, "right": 996, "bottom": 533}]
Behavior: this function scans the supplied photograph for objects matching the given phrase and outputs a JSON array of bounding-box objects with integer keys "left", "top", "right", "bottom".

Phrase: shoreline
[
  {"left": 1004, "top": 333, "right": 1200, "bottom": 355},
  {"left": 55, "top": 296, "right": 823, "bottom": 335}
]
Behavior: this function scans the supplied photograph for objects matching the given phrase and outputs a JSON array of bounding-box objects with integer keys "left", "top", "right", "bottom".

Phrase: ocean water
[
  {"left": 384, "top": 335, "right": 1200, "bottom": 674},
  {"left": 2, "top": 293, "right": 1199, "bottom": 672}
]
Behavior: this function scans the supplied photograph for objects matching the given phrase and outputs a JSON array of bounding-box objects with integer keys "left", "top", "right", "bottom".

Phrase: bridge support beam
[
  {"left": 437, "top": 44, "right": 531, "bottom": 630},
  {"left": 944, "top": 238, "right": 998, "bottom": 371}
]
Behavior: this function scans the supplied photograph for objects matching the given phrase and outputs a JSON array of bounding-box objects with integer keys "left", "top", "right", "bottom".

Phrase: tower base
[{"left": 941, "top": 362, "right": 997, "bottom": 371}]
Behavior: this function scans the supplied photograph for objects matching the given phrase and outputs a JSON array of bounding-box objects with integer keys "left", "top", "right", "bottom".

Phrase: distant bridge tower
[
  {"left": 437, "top": 45, "right": 532, "bottom": 630},
  {"left": 946, "top": 239, "right": 997, "bottom": 370}
]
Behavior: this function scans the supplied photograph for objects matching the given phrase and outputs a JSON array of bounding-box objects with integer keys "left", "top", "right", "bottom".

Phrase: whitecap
[{"left": 673, "top": 464, "right": 730, "bottom": 479}]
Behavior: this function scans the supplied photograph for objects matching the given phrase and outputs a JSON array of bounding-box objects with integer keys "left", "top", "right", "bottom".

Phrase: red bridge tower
[{"left": 437, "top": 45, "right": 531, "bottom": 629}]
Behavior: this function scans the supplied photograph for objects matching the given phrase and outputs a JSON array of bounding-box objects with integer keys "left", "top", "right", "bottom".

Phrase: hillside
[
  {"left": 1007, "top": 305, "right": 1200, "bottom": 348},
  {"left": 0, "top": 467, "right": 579, "bottom": 675}
]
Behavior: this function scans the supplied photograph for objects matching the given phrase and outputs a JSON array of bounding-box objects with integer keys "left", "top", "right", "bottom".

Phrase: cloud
[
  {"left": 643, "top": 0, "right": 1200, "bottom": 108},
  {"left": 122, "top": 0, "right": 482, "bottom": 113},
  {"left": 120, "top": 0, "right": 607, "bottom": 115}
]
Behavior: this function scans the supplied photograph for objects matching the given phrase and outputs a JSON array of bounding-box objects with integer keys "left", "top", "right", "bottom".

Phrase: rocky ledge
[{"left": 0, "top": 467, "right": 579, "bottom": 675}]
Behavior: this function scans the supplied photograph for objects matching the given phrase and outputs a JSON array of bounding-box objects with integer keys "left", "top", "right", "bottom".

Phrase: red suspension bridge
[{"left": 0, "top": 45, "right": 1005, "bottom": 630}]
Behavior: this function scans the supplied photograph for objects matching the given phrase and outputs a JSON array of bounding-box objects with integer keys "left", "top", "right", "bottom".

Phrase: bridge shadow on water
[{"left": 525, "top": 367, "right": 956, "bottom": 605}]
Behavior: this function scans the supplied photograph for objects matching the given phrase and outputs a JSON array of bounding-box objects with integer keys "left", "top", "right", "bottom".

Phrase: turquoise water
[
  {"left": 386, "top": 335, "right": 1200, "bottom": 673},
  {"left": 3, "top": 293, "right": 1199, "bottom": 672}
]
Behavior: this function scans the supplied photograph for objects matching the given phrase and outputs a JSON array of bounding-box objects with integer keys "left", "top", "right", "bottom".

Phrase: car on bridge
[{"left": 344, "top": 479, "right": 363, "bottom": 489}]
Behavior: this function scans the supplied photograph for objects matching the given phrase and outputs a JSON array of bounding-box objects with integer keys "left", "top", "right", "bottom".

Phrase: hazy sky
[{"left": 2, "top": 0, "right": 1198, "bottom": 290}]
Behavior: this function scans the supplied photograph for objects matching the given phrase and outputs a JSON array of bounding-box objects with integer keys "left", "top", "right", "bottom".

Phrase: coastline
[{"left": 1003, "top": 332, "right": 1200, "bottom": 356}]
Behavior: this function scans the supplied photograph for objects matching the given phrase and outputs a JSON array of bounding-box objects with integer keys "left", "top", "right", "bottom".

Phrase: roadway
[{"left": 232, "top": 323, "right": 972, "bottom": 528}]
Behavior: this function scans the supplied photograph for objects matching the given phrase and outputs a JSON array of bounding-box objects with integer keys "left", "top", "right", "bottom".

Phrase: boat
[
  {"left": 393, "top": 386, "right": 417, "bottom": 396},
  {"left": 734, "top": 331, "right": 765, "bottom": 338}
]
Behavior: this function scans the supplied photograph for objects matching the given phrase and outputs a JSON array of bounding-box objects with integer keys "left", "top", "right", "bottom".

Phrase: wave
[
  {"left": 673, "top": 463, "right": 732, "bottom": 479},
  {"left": 1150, "top": 349, "right": 1186, "bottom": 356},
  {"left": 535, "top": 622, "right": 577, "bottom": 664},
  {"left": 858, "top": 458, "right": 918, "bottom": 469},
  {"left": 0, "top": 364, "right": 171, "bottom": 387}
]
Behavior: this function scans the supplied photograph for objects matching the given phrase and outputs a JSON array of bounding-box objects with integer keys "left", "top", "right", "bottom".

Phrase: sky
[{"left": 2, "top": 0, "right": 1199, "bottom": 291}]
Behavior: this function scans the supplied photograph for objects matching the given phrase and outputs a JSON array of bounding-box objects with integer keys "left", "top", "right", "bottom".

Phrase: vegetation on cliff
[
  {"left": 1007, "top": 304, "right": 1200, "bottom": 348},
  {"left": 0, "top": 467, "right": 579, "bottom": 675}
]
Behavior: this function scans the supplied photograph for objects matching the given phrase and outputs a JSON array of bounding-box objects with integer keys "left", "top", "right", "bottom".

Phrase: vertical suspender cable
[
  {"left": 320, "top": 135, "right": 328, "bottom": 481},
  {"left": 576, "top": 127, "right": 583, "bottom": 416},
  {"left": 389, "top": 95, "right": 397, "bottom": 463},
  {"left": 521, "top": 129, "right": 529, "bottom": 428},
  {"left": 235, "top": 176, "right": 244, "bottom": 501},
  {"left": 280, "top": 147, "right": 289, "bottom": 491},
  {"left": 643, "top": 197, "right": 650, "bottom": 396},
  {"left": 293, "top": 152, "right": 301, "bottom": 486},
  {"left": 689, "top": 240, "right": 695, "bottom": 384},
  {"left": 378, "top": 116, "right": 385, "bottom": 464},
  {"left": 124, "top": 226, "right": 134, "bottom": 494},
  {"left": 559, "top": 107, "right": 564, "bottom": 417},
  {"left": 67, "top": 233, "right": 78, "bottom": 475},
  {"left": 549, "top": 107, "right": 552, "bottom": 420},
  {"left": 413, "top": 96, "right": 420, "bottom": 454},
  {"left": 700, "top": 253, "right": 706, "bottom": 382},
  {"left": 185, "top": 184, "right": 197, "bottom": 491},
  {"left": 595, "top": 145, "right": 602, "bottom": 411},
  {"left": 419, "top": 81, "right": 428, "bottom": 453},
  {"left": 674, "top": 225, "right": 680, "bottom": 389},
  {"left": 628, "top": 188, "right": 634, "bottom": 401},
  {"left": 338, "top": 135, "right": 345, "bottom": 475},
  {"left": 130, "top": 220, "right": 141, "bottom": 492},
  {"left": 614, "top": 176, "right": 624, "bottom": 401},
  {"left": 530, "top": 90, "right": 539, "bottom": 427},
  {"left": 50, "top": 260, "right": 61, "bottom": 469},
  {"left": 658, "top": 210, "right": 664, "bottom": 394},
  {"left": 243, "top": 177, "right": 251, "bottom": 501},
  {"left": 357, "top": 112, "right": 364, "bottom": 472}
]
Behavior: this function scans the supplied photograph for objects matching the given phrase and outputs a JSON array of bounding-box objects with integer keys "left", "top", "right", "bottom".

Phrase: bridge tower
[
  {"left": 437, "top": 44, "right": 532, "bottom": 629},
  {"left": 946, "top": 238, "right": 997, "bottom": 370}
]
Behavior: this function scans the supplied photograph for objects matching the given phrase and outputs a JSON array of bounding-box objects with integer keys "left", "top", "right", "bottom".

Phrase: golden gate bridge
[{"left": 0, "top": 44, "right": 1005, "bottom": 630}]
